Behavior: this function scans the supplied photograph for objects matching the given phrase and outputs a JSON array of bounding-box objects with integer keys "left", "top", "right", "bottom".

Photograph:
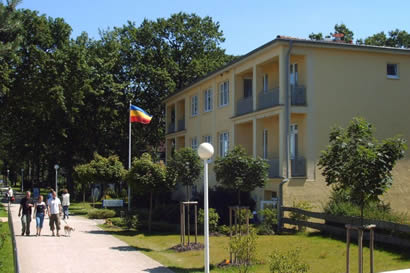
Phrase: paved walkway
[{"left": 9, "top": 203, "right": 173, "bottom": 273}]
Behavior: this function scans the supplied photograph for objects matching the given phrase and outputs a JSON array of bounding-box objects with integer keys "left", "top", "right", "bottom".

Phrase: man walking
[
  {"left": 18, "top": 191, "right": 34, "bottom": 236},
  {"left": 47, "top": 191, "right": 62, "bottom": 236}
]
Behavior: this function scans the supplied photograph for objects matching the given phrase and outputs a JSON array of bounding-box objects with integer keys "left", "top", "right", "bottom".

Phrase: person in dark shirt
[
  {"left": 33, "top": 195, "right": 48, "bottom": 236},
  {"left": 18, "top": 191, "right": 34, "bottom": 236}
]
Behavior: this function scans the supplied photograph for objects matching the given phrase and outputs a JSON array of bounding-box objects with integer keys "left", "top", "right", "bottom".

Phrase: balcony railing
[
  {"left": 258, "top": 88, "right": 280, "bottom": 110},
  {"left": 291, "top": 85, "right": 306, "bottom": 106},
  {"left": 167, "top": 122, "right": 175, "bottom": 134},
  {"left": 236, "top": 96, "right": 253, "bottom": 116},
  {"left": 177, "top": 119, "right": 185, "bottom": 131},
  {"left": 266, "top": 158, "right": 280, "bottom": 178},
  {"left": 291, "top": 157, "right": 306, "bottom": 177}
]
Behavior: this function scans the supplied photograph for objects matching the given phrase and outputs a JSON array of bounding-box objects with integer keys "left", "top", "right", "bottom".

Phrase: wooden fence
[{"left": 282, "top": 206, "right": 410, "bottom": 248}]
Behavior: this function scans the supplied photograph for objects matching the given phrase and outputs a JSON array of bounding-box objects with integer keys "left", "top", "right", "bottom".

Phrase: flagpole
[{"left": 128, "top": 100, "right": 131, "bottom": 211}]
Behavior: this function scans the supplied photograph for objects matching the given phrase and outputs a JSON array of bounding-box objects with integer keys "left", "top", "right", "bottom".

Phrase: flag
[{"left": 130, "top": 105, "right": 152, "bottom": 124}]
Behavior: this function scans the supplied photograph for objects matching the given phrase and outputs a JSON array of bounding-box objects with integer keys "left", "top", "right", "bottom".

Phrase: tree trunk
[
  {"left": 148, "top": 192, "right": 153, "bottom": 234},
  {"left": 360, "top": 202, "right": 364, "bottom": 226},
  {"left": 83, "top": 187, "right": 86, "bottom": 203}
]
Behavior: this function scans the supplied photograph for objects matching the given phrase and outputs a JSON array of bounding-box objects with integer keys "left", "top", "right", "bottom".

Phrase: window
[
  {"left": 219, "top": 132, "right": 229, "bottom": 157},
  {"left": 244, "top": 78, "right": 252, "bottom": 98},
  {"left": 263, "top": 129, "right": 268, "bottom": 159},
  {"left": 191, "top": 137, "right": 198, "bottom": 150},
  {"left": 204, "top": 88, "right": 213, "bottom": 112},
  {"left": 290, "top": 124, "right": 298, "bottom": 160},
  {"left": 191, "top": 95, "right": 198, "bottom": 116},
  {"left": 387, "top": 64, "right": 399, "bottom": 79},
  {"left": 290, "top": 63, "right": 298, "bottom": 86},
  {"left": 219, "top": 81, "right": 229, "bottom": 106},
  {"left": 263, "top": 74, "right": 269, "bottom": 92},
  {"left": 203, "top": 135, "right": 212, "bottom": 144}
]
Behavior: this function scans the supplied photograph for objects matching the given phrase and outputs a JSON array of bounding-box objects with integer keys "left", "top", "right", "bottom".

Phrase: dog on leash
[{"left": 64, "top": 225, "right": 75, "bottom": 237}]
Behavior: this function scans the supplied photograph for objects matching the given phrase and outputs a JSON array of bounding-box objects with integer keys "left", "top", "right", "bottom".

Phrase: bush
[
  {"left": 229, "top": 228, "right": 258, "bottom": 273},
  {"left": 124, "top": 214, "right": 139, "bottom": 231},
  {"left": 88, "top": 209, "right": 116, "bottom": 219},
  {"left": 218, "top": 225, "right": 231, "bottom": 235},
  {"left": 289, "top": 201, "right": 313, "bottom": 232},
  {"left": 198, "top": 208, "right": 220, "bottom": 233},
  {"left": 102, "top": 188, "right": 118, "bottom": 200},
  {"left": 269, "top": 248, "right": 309, "bottom": 273},
  {"left": 258, "top": 207, "right": 277, "bottom": 235}
]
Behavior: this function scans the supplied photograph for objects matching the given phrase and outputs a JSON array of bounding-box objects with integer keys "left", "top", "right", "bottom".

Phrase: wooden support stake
[
  {"left": 346, "top": 227, "right": 350, "bottom": 273},
  {"left": 370, "top": 228, "right": 374, "bottom": 273},
  {"left": 229, "top": 207, "right": 232, "bottom": 262},
  {"left": 358, "top": 229, "right": 363, "bottom": 273},
  {"left": 182, "top": 203, "right": 185, "bottom": 246},
  {"left": 180, "top": 203, "right": 183, "bottom": 246},
  {"left": 194, "top": 204, "right": 198, "bottom": 244}
]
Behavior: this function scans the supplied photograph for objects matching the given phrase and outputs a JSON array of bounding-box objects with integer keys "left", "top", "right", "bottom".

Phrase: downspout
[{"left": 278, "top": 40, "right": 293, "bottom": 233}]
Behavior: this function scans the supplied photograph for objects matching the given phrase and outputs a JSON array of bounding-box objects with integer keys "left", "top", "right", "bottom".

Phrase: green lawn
[
  {"left": 100, "top": 225, "right": 410, "bottom": 273},
  {"left": 0, "top": 204, "right": 15, "bottom": 273}
]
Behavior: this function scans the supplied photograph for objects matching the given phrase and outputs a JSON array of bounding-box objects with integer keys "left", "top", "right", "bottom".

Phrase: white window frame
[
  {"left": 263, "top": 74, "right": 269, "bottom": 92},
  {"left": 263, "top": 129, "right": 268, "bottom": 159},
  {"left": 219, "top": 81, "right": 229, "bottom": 107},
  {"left": 191, "top": 137, "right": 198, "bottom": 150},
  {"left": 203, "top": 135, "right": 212, "bottom": 144},
  {"left": 387, "top": 63, "right": 399, "bottom": 79},
  {"left": 204, "top": 88, "right": 213, "bottom": 112},
  {"left": 290, "top": 124, "right": 298, "bottom": 160},
  {"left": 290, "top": 63, "right": 298, "bottom": 86},
  {"left": 219, "top": 132, "right": 229, "bottom": 157},
  {"left": 191, "top": 95, "right": 198, "bottom": 116}
]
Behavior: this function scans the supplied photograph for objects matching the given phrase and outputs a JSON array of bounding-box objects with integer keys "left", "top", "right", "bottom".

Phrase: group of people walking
[{"left": 18, "top": 188, "right": 70, "bottom": 237}]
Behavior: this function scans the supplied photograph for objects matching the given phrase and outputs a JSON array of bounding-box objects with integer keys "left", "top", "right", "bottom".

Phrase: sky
[{"left": 18, "top": 0, "right": 410, "bottom": 56}]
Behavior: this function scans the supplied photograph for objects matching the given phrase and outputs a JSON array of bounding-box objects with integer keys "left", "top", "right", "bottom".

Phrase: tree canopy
[
  {"left": 318, "top": 117, "right": 407, "bottom": 222},
  {"left": 214, "top": 146, "right": 268, "bottom": 205}
]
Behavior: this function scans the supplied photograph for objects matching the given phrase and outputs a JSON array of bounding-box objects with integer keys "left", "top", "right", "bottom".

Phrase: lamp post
[
  {"left": 21, "top": 168, "right": 24, "bottom": 192},
  {"left": 197, "top": 142, "right": 214, "bottom": 273},
  {"left": 54, "top": 164, "right": 59, "bottom": 194},
  {"left": 6, "top": 169, "right": 9, "bottom": 187}
]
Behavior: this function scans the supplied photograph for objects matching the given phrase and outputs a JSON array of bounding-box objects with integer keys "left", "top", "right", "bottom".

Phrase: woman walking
[
  {"left": 62, "top": 189, "right": 70, "bottom": 220},
  {"left": 33, "top": 195, "right": 47, "bottom": 236}
]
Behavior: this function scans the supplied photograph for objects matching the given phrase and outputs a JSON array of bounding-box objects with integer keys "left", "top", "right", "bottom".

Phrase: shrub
[
  {"left": 218, "top": 225, "right": 231, "bottom": 235},
  {"left": 269, "top": 248, "right": 309, "bottom": 273},
  {"left": 109, "top": 217, "right": 126, "bottom": 228},
  {"left": 289, "top": 201, "right": 313, "bottom": 232},
  {"left": 258, "top": 207, "right": 277, "bottom": 235},
  {"left": 229, "top": 228, "right": 258, "bottom": 273},
  {"left": 102, "top": 188, "right": 117, "bottom": 200},
  {"left": 88, "top": 209, "right": 116, "bottom": 219},
  {"left": 198, "top": 208, "right": 220, "bottom": 233},
  {"left": 124, "top": 214, "right": 139, "bottom": 231}
]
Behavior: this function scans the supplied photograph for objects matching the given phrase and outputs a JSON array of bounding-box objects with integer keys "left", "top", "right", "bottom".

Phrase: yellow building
[{"left": 164, "top": 36, "right": 410, "bottom": 212}]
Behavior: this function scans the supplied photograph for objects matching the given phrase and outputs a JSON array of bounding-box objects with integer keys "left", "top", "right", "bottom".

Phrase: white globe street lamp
[
  {"left": 197, "top": 142, "right": 214, "bottom": 273},
  {"left": 54, "top": 164, "right": 59, "bottom": 194}
]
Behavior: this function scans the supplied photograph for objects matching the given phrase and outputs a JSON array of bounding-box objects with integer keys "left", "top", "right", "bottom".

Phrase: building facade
[{"left": 164, "top": 36, "right": 410, "bottom": 212}]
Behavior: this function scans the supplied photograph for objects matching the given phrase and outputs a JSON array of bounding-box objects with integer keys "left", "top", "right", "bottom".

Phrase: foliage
[
  {"left": 217, "top": 224, "right": 231, "bottom": 235},
  {"left": 308, "top": 32, "right": 323, "bottom": 41},
  {"left": 87, "top": 208, "right": 116, "bottom": 219},
  {"left": 333, "top": 23, "right": 354, "bottom": 43},
  {"left": 323, "top": 188, "right": 409, "bottom": 224},
  {"left": 126, "top": 153, "right": 174, "bottom": 233},
  {"left": 88, "top": 153, "right": 126, "bottom": 187},
  {"left": 318, "top": 117, "right": 407, "bottom": 222},
  {"left": 269, "top": 248, "right": 309, "bottom": 273},
  {"left": 198, "top": 208, "right": 220, "bottom": 233},
  {"left": 359, "top": 29, "right": 410, "bottom": 48},
  {"left": 166, "top": 147, "right": 201, "bottom": 200},
  {"left": 258, "top": 207, "right": 277, "bottom": 235},
  {"left": 214, "top": 146, "right": 268, "bottom": 205},
  {"left": 289, "top": 201, "right": 313, "bottom": 232},
  {"left": 229, "top": 228, "right": 258, "bottom": 273},
  {"left": 102, "top": 188, "right": 118, "bottom": 199},
  {"left": 124, "top": 214, "right": 139, "bottom": 231},
  {"left": 0, "top": 0, "right": 22, "bottom": 55}
]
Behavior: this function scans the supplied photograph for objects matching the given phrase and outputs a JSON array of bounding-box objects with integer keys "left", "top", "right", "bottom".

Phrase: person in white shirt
[
  {"left": 47, "top": 191, "right": 62, "bottom": 237},
  {"left": 62, "top": 189, "right": 70, "bottom": 220},
  {"left": 7, "top": 187, "right": 13, "bottom": 202}
]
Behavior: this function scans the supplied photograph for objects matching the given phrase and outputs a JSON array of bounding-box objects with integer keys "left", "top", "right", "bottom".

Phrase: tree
[
  {"left": 126, "top": 153, "right": 174, "bottom": 233},
  {"left": 332, "top": 23, "right": 354, "bottom": 43},
  {"left": 309, "top": 32, "right": 323, "bottom": 41},
  {"left": 214, "top": 146, "right": 268, "bottom": 205},
  {"left": 73, "top": 163, "right": 96, "bottom": 202},
  {"left": 318, "top": 117, "right": 407, "bottom": 223},
  {"left": 0, "top": 0, "right": 22, "bottom": 55},
  {"left": 363, "top": 29, "right": 410, "bottom": 48},
  {"left": 166, "top": 148, "right": 201, "bottom": 200},
  {"left": 88, "top": 153, "right": 126, "bottom": 192}
]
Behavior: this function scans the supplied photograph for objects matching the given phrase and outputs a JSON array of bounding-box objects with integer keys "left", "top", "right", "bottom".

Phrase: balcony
[
  {"left": 291, "top": 157, "right": 306, "bottom": 177},
  {"left": 291, "top": 85, "right": 306, "bottom": 106},
  {"left": 177, "top": 119, "right": 185, "bottom": 131},
  {"left": 236, "top": 96, "right": 253, "bottom": 116},
  {"left": 167, "top": 122, "right": 175, "bottom": 134},
  {"left": 265, "top": 158, "right": 280, "bottom": 178},
  {"left": 258, "top": 88, "right": 279, "bottom": 110}
]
